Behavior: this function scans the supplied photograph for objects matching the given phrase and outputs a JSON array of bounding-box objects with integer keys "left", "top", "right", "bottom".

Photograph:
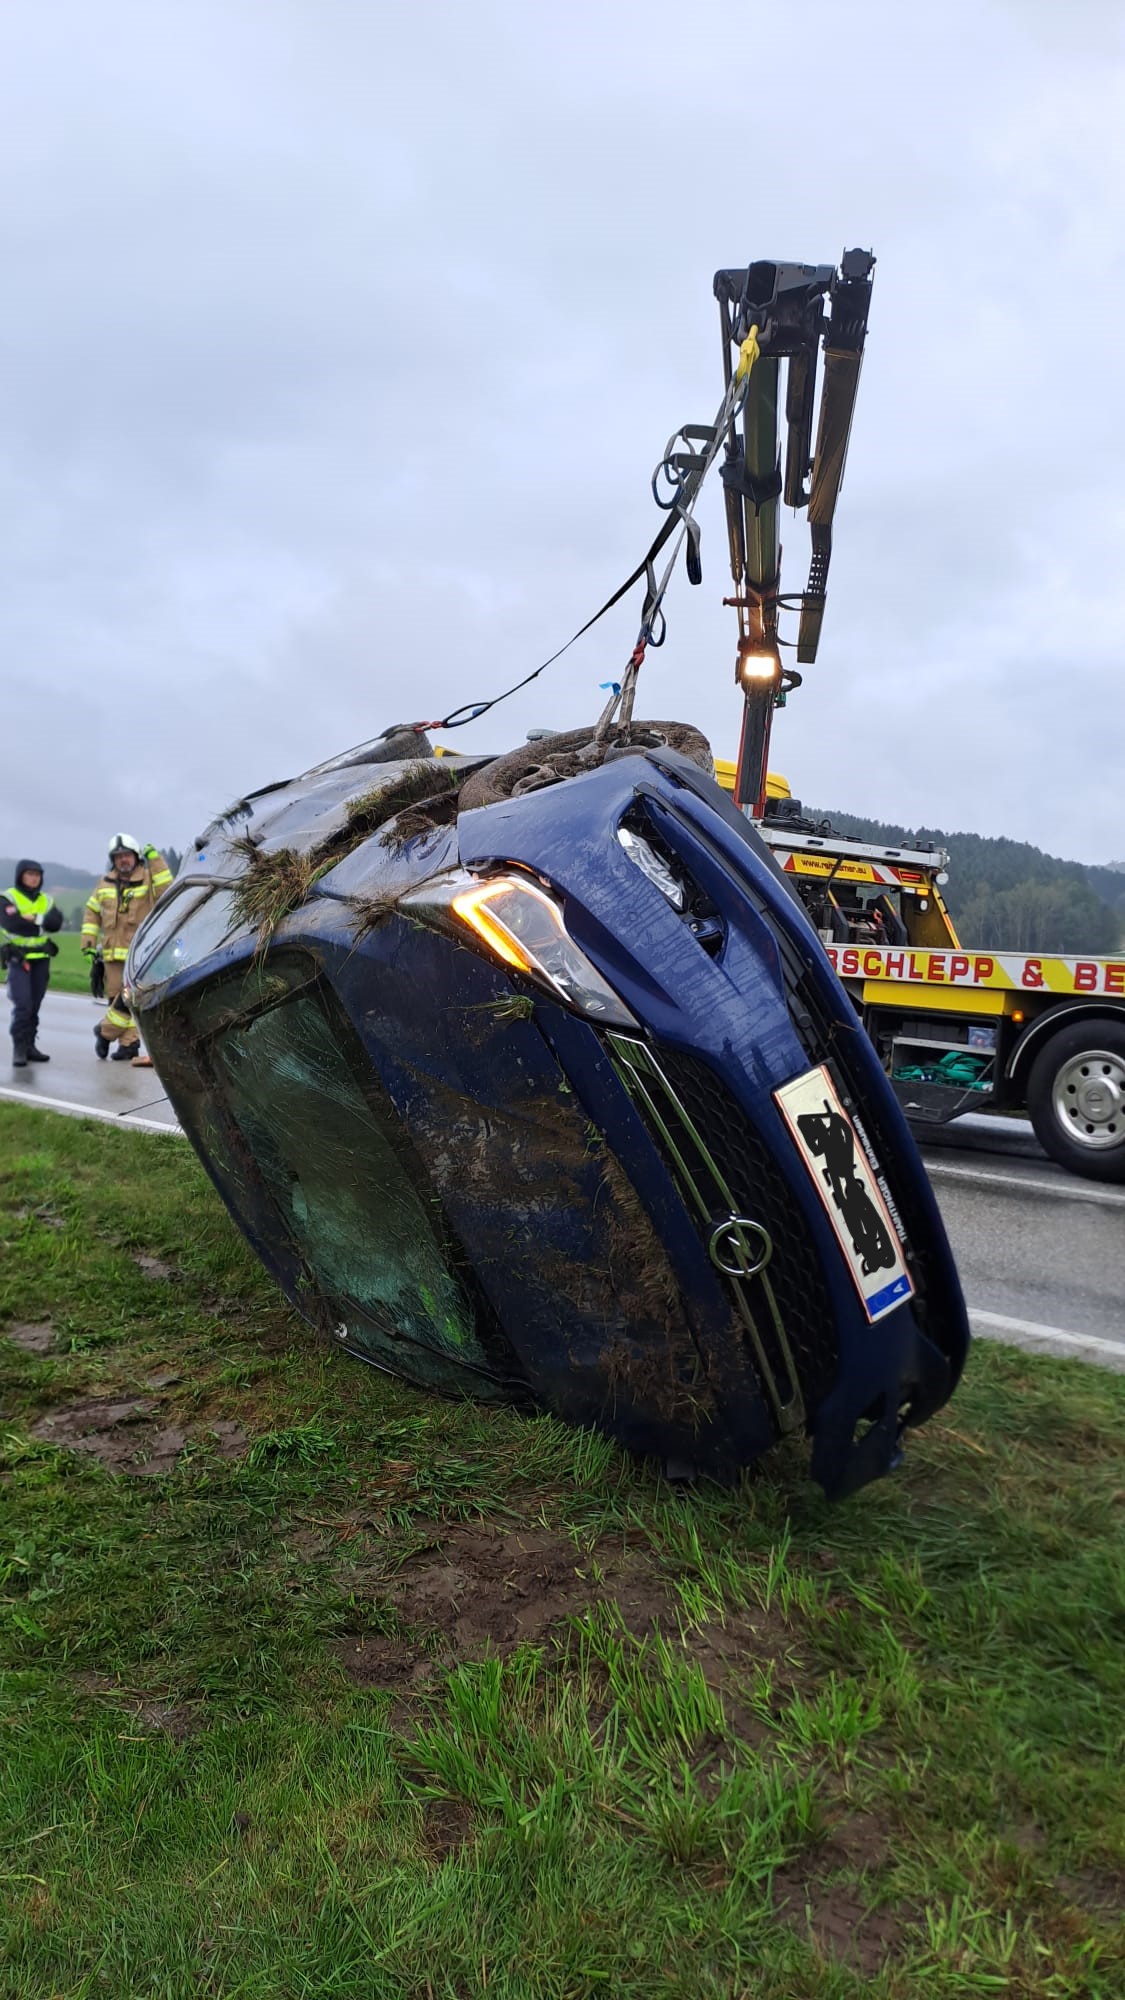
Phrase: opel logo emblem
[{"left": 708, "top": 1215, "right": 773, "bottom": 1279}]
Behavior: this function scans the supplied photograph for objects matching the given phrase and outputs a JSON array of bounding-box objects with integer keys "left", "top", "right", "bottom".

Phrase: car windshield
[
  {"left": 207, "top": 985, "right": 496, "bottom": 1391},
  {"left": 134, "top": 888, "right": 243, "bottom": 983}
]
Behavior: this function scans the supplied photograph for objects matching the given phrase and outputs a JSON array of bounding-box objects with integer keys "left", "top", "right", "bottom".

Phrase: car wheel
[{"left": 1026, "top": 1019, "right": 1125, "bottom": 1183}]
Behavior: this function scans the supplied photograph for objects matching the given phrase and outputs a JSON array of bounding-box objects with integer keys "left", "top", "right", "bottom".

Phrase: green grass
[
  {"left": 44, "top": 889, "right": 90, "bottom": 925},
  {"left": 0, "top": 932, "right": 93, "bottom": 997},
  {"left": 46, "top": 932, "right": 91, "bottom": 994},
  {"left": 0, "top": 1103, "right": 1122, "bottom": 1999}
]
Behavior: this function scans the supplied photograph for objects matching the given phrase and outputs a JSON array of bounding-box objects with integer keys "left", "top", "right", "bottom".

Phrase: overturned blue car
[{"left": 127, "top": 721, "right": 969, "bottom": 1499}]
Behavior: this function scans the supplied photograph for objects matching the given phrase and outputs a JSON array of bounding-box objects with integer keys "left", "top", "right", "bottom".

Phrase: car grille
[{"left": 605, "top": 1034, "right": 838, "bottom": 1431}]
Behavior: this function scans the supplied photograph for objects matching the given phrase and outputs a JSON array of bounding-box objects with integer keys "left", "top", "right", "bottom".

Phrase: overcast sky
[{"left": 3, "top": 0, "right": 1123, "bottom": 872}]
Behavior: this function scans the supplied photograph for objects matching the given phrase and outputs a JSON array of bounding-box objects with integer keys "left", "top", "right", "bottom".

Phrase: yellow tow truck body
[{"left": 713, "top": 762, "right": 1125, "bottom": 1182}]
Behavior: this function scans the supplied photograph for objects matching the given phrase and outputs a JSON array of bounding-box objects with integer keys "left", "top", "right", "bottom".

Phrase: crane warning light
[{"left": 737, "top": 639, "right": 783, "bottom": 687}]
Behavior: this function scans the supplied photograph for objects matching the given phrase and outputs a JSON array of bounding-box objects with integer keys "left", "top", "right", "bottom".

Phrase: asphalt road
[
  {"left": 923, "top": 1142, "right": 1124, "bottom": 1368},
  {"left": 3, "top": 992, "right": 1122, "bottom": 1368},
  {"left": 0, "top": 989, "right": 180, "bottom": 1133}
]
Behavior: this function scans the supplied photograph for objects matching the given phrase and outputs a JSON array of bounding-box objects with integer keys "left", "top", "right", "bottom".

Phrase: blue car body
[{"left": 128, "top": 736, "right": 969, "bottom": 1498}]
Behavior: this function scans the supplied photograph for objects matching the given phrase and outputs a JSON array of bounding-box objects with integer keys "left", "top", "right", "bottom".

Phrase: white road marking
[
  {"left": 3, "top": 1086, "right": 1123, "bottom": 1370},
  {"left": 0, "top": 1085, "right": 181, "bottom": 1137},
  {"left": 970, "top": 1308, "right": 1125, "bottom": 1369},
  {"left": 927, "top": 1160, "right": 1125, "bottom": 1208}
]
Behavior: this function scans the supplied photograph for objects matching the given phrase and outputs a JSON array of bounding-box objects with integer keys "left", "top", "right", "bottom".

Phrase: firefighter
[
  {"left": 82, "top": 835, "right": 173, "bottom": 1065},
  {"left": 2, "top": 861, "right": 64, "bottom": 1066}
]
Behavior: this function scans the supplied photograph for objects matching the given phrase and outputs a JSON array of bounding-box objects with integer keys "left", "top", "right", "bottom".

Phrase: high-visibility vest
[{"left": 2, "top": 885, "right": 56, "bottom": 959}]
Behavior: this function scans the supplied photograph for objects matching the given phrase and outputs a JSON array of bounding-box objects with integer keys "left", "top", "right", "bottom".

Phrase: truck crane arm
[{"left": 713, "top": 249, "right": 875, "bottom": 812}]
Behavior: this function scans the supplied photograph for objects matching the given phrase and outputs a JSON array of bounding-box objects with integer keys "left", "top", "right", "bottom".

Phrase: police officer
[
  {"left": 2, "top": 861, "right": 64, "bottom": 1066},
  {"left": 82, "top": 835, "right": 173, "bottom": 1063}
]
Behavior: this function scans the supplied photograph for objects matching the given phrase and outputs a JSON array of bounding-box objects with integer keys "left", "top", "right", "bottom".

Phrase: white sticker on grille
[{"left": 774, "top": 1066, "right": 914, "bottom": 1323}]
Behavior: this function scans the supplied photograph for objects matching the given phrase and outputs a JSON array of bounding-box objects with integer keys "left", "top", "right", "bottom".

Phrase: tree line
[{"left": 813, "top": 812, "right": 1124, "bottom": 955}]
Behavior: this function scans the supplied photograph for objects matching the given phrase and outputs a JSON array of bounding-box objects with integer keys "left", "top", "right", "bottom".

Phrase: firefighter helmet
[{"left": 108, "top": 832, "right": 141, "bottom": 865}]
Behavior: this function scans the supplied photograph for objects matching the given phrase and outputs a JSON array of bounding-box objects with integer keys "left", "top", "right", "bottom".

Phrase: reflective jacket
[
  {"left": 2, "top": 885, "right": 63, "bottom": 960},
  {"left": 81, "top": 850, "right": 173, "bottom": 961}
]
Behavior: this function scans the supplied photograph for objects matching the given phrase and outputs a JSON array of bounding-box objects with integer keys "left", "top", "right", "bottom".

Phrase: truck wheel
[{"left": 1026, "top": 1020, "right": 1125, "bottom": 1183}]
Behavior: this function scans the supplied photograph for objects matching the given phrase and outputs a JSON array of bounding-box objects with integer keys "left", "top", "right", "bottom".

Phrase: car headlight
[{"left": 403, "top": 870, "right": 637, "bottom": 1028}]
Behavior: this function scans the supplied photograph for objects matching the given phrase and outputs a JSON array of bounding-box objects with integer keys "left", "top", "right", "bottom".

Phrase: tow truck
[
  {"left": 425, "top": 248, "right": 1124, "bottom": 1185},
  {"left": 711, "top": 767, "right": 1125, "bottom": 1182},
  {"left": 697, "top": 255, "right": 1125, "bottom": 1184}
]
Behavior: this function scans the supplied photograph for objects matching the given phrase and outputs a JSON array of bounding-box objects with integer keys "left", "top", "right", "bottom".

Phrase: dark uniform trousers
[{"left": 9, "top": 955, "right": 51, "bottom": 1054}]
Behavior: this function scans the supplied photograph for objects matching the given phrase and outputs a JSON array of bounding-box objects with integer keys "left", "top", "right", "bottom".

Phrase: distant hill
[
  {"left": 810, "top": 811, "right": 1125, "bottom": 955},
  {"left": 1, "top": 857, "right": 94, "bottom": 891}
]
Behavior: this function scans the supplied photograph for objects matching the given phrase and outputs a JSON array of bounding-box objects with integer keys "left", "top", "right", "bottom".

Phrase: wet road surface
[
  {"left": 3, "top": 994, "right": 1122, "bottom": 1366},
  {"left": 924, "top": 1144, "right": 1124, "bottom": 1367},
  {"left": 0, "top": 989, "right": 179, "bottom": 1132}
]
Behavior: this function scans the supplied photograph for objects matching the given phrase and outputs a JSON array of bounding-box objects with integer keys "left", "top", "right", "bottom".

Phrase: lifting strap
[{"left": 412, "top": 329, "right": 761, "bottom": 740}]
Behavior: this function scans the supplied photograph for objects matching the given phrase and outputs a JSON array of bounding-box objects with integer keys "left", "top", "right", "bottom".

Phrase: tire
[
  {"left": 457, "top": 721, "right": 713, "bottom": 812},
  {"left": 1026, "top": 1018, "right": 1125, "bottom": 1183}
]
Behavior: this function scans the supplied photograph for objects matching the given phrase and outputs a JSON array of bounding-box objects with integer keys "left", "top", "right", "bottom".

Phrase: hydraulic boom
[{"left": 713, "top": 250, "right": 875, "bottom": 813}]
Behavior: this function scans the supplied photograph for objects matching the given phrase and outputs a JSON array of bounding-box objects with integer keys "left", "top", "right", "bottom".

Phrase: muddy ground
[{"left": 29, "top": 1394, "right": 247, "bottom": 1475}]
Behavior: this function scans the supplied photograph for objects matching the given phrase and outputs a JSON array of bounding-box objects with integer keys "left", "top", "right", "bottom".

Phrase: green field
[
  {"left": 0, "top": 933, "right": 90, "bottom": 998},
  {"left": 45, "top": 931, "right": 91, "bottom": 995},
  {"left": 43, "top": 888, "right": 91, "bottom": 924},
  {"left": 1, "top": 1103, "right": 1122, "bottom": 1998}
]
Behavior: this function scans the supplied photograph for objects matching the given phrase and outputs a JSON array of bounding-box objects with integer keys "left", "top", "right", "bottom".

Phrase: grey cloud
[{"left": 2, "top": 0, "right": 1123, "bottom": 873}]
